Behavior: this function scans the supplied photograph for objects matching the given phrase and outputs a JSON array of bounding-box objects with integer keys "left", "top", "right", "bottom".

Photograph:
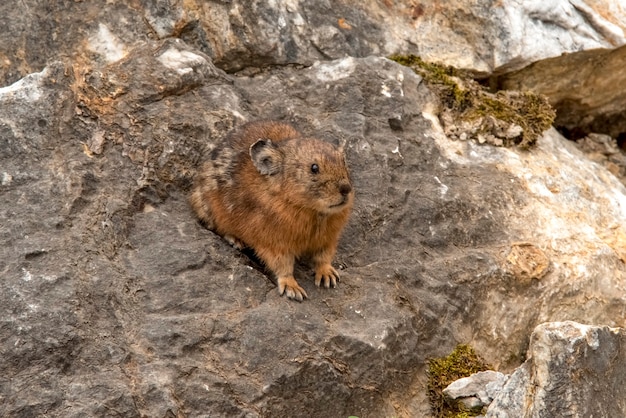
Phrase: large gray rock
[
  {"left": 2, "top": 0, "right": 624, "bottom": 86},
  {"left": 4, "top": 1, "right": 625, "bottom": 143},
  {"left": 3, "top": 37, "right": 626, "bottom": 416},
  {"left": 170, "top": 0, "right": 626, "bottom": 74},
  {"left": 3, "top": 3, "right": 626, "bottom": 415},
  {"left": 486, "top": 321, "right": 626, "bottom": 417},
  {"left": 1, "top": 42, "right": 435, "bottom": 417}
]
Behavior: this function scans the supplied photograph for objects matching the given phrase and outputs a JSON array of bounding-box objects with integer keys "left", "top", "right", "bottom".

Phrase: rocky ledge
[{"left": 2, "top": 1, "right": 626, "bottom": 417}]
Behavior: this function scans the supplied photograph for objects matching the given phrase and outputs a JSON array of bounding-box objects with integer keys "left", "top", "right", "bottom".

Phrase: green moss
[
  {"left": 389, "top": 55, "right": 455, "bottom": 80},
  {"left": 389, "top": 54, "right": 555, "bottom": 148},
  {"left": 471, "top": 91, "right": 555, "bottom": 148},
  {"left": 427, "top": 344, "right": 490, "bottom": 418},
  {"left": 389, "top": 54, "right": 472, "bottom": 110}
]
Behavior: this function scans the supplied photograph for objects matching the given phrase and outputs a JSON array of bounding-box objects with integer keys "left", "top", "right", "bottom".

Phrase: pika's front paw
[
  {"left": 278, "top": 276, "right": 308, "bottom": 301},
  {"left": 224, "top": 234, "right": 245, "bottom": 250},
  {"left": 314, "top": 264, "right": 340, "bottom": 288}
]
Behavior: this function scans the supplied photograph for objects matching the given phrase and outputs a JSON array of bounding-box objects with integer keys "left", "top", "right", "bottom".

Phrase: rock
[
  {"left": 3, "top": 1, "right": 625, "bottom": 87},
  {"left": 1, "top": 47, "right": 625, "bottom": 416},
  {"left": 483, "top": 374, "right": 508, "bottom": 405},
  {"left": 496, "top": 44, "right": 626, "bottom": 140},
  {"left": 443, "top": 370, "right": 508, "bottom": 407},
  {"left": 0, "top": 2, "right": 149, "bottom": 85},
  {"left": 576, "top": 133, "right": 626, "bottom": 181},
  {"left": 2, "top": 3, "right": 626, "bottom": 417},
  {"left": 459, "top": 396, "right": 484, "bottom": 411},
  {"left": 504, "top": 242, "right": 550, "bottom": 283},
  {"left": 188, "top": 0, "right": 626, "bottom": 75},
  {"left": 391, "top": 55, "right": 556, "bottom": 149},
  {"left": 486, "top": 321, "right": 626, "bottom": 417}
]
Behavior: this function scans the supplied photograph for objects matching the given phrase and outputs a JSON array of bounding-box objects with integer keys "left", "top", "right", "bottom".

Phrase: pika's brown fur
[{"left": 190, "top": 121, "right": 354, "bottom": 301}]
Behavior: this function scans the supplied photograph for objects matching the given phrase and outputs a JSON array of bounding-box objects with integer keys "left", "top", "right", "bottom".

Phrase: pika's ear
[{"left": 249, "top": 139, "right": 283, "bottom": 175}]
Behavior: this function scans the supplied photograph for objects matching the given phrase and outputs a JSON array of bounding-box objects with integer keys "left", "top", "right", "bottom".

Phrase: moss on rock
[
  {"left": 427, "top": 344, "right": 490, "bottom": 418},
  {"left": 390, "top": 54, "right": 555, "bottom": 148}
]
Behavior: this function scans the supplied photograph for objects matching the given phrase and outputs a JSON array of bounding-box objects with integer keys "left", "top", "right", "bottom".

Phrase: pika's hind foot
[
  {"left": 314, "top": 264, "right": 339, "bottom": 288},
  {"left": 278, "top": 276, "right": 308, "bottom": 301}
]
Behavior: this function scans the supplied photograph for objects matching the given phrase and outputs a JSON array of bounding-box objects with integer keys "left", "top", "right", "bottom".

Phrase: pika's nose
[{"left": 339, "top": 182, "right": 352, "bottom": 196}]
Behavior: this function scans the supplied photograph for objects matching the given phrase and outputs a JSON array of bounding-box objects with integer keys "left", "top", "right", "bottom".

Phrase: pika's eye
[{"left": 311, "top": 163, "right": 319, "bottom": 174}]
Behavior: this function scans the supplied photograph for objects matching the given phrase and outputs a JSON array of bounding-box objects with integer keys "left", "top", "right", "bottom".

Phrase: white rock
[
  {"left": 486, "top": 321, "right": 626, "bottom": 417},
  {"left": 87, "top": 23, "right": 127, "bottom": 63},
  {"left": 444, "top": 370, "right": 508, "bottom": 405}
]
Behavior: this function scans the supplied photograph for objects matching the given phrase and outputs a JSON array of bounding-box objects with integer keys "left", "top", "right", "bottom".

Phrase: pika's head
[{"left": 249, "top": 137, "right": 353, "bottom": 214}]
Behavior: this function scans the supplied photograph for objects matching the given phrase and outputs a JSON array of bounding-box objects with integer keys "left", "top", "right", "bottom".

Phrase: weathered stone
[
  {"left": 504, "top": 242, "right": 550, "bottom": 283},
  {"left": 3, "top": 5, "right": 626, "bottom": 415},
  {"left": 443, "top": 370, "right": 508, "bottom": 406},
  {"left": 497, "top": 44, "right": 626, "bottom": 140},
  {"left": 185, "top": 0, "right": 626, "bottom": 75},
  {"left": 458, "top": 396, "right": 484, "bottom": 411},
  {"left": 576, "top": 133, "right": 626, "bottom": 183},
  {"left": 3, "top": 1, "right": 625, "bottom": 88},
  {"left": 486, "top": 321, "right": 626, "bottom": 417}
]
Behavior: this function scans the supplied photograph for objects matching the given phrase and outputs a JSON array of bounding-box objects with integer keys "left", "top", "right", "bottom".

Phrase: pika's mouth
[{"left": 329, "top": 196, "right": 349, "bottom": 209}]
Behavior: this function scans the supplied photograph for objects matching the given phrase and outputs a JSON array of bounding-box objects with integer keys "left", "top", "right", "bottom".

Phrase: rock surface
[
  {"left": 2, "top": 2, "right": 626, "bottom": 418},
  {"left": 181, "top": 0, "right": 626, "bottom": 74},
  {"left": 486, "top": 321, "right": 626, "bottom": 417},
  {"left": 443, "top": 370, "right": 508, "bottom": 408},
  {"left": 497, "top": 44, "right": 626, "bottom": 140},
  {"left": 576, "top": 132, "right": 626, "bottom": 182},
  {"left": 2, "top": 0, "right": 625, "bottom": 86}
]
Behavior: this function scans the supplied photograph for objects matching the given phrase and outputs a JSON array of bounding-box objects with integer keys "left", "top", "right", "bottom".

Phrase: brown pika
[{"left": 190, "top": 121, "right": 354, "bottom": 301}]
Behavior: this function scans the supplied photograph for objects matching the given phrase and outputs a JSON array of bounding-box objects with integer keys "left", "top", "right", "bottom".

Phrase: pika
[{"left": 190, "top": 121, "right": 354, "bottom": 301}]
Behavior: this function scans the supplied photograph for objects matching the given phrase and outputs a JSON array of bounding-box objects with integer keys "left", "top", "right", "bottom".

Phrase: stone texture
[
  {"left": 497, "top": 44, "right": 626, "bottom": 140},
  {"left": 2, "top": 2, "right": 626, "bottom": 417},
  {"left": 185, "top": 0, "right": 626, "bottom": 75},
  {"left": 2, "top": 1, "right": 625, "bottom": 87},
  {"left": 486, "top": 321, "right": 626, "bottom": 417},
  {"left": 443, "top": 371, "right": 508, "bottom": 406},
  {"left": 576, "top": 133, "right": 626, "bottom": 181},
  {"left": 4, "top": 1, "right": 625, "bottom": 143},
  {"left": 3, "top": 42, "right": 626, "bottom": 416}
]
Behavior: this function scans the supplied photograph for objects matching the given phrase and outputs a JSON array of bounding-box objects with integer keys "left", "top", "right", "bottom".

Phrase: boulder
[
  {"left": 3, "top": 41, "right": 626, "bottom": 415},
  {"left": 2, "top": 1, "right": 625, "bottom": 86},
  {"left": 2, "top": 2, "right": 626, "bottom": 417},
  {"left": 4, "top": 1, "right": 625, "bottom": 142},
  {"left": 486, "top": 321, "right": 626, "bottom": 417},
  {"left": 175, "top": 0, "right": 626, "bottom": 75},
  {"left": 443, "top": 370, "right": 508, "bottom": 408}
]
